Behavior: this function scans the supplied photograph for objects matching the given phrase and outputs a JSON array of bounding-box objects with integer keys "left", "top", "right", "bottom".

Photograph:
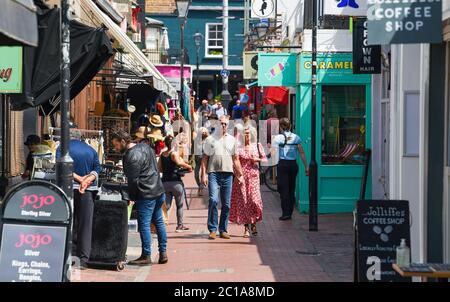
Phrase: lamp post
[
  {"left": 309, "top": 0, "right": 318, "bottom": 231},
  {"left": 176, "top": 0, "right": 190, "bottom": 117},
  {"left": 57, "top": 0, "right": 74, "bottom": 202},
  {"left": 220, "top": 0, "right": 231, "bottom": 109},
  {"left": 255, "top": 22, "right": 269, "bottom": 40},
  {"left": 194, "top": 31, "right": 203, "bottom": 108}
]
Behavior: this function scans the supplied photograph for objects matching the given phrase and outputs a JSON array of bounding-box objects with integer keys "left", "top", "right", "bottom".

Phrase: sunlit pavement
[{"left": 74, "top": 174, "right": 353, "bottom": 282}]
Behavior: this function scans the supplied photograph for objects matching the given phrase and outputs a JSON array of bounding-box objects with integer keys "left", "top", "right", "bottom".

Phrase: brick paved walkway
[{"left": 75, "top": 174, "right": 354, "bottom": 282}]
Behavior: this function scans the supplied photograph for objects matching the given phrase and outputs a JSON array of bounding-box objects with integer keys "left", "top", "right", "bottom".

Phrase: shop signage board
[
  {"left": 243, "top": 51, "right": 259, "bottom": 79},
  {"left": 324, "top": 0, "right": 368, "bottom": 16},
  {"left": 155, "top": 65, "right": 192, "bottom": 91},
  {"left": 257, "top": 53, "right": 297, "bottom": 87},
  {"left": 0, "top": 46, "right": 23, "bottom": 93},
  {"left": 353, "top": 18, "right": 381, "bottom": 74},
  {"left": 0, "top": 181, "right": 71, "bottom": 282},
  {"left": 299, "top": 53, "right": 371, "bottom": 84},
  {"left": 355, "top": 200, "right": 411, "bottom": 282},
  {"left": 367, "top": 0, "right": 443, "bottom": 44},
  {"left": 251, "top": 0, "right": 276, "bottom": 19}
]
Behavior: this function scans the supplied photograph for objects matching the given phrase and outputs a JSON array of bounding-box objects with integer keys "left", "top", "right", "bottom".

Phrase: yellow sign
[{"left": 303, "top": 60, "right": 353, "bottom": 70}]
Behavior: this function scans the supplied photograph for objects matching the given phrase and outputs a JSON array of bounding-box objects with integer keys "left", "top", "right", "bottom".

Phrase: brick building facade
[{"left": 145, "top": 0, "right": 176, "bottom": 14}]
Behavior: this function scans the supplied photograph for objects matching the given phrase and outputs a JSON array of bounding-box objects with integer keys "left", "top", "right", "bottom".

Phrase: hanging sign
[
  {"left": 353, "top": 18, "right": 381, "bottom": 74},
  {"left": 0, "top": 46, "right": 23, "bottom": 93},
  {"left": 324, "top": 0, "right": 368, "bottom": 16},
  {"left": 355, "top": 200, "right": 412, "bottom": 282},
  {"left": 251, "top": 0, "right": 276, "bottom": 19},
  {"left": 0, "top": 181, "right": 71, "bottom": 282},
  {"left": 257, "top": 53, "right": 297, "bottom": 87},
  {"left": 367, "top": 0, "right": 443, "bottom": 44},
  {"left": 243, "top": 51, "right": 259, "bottom": 79}
]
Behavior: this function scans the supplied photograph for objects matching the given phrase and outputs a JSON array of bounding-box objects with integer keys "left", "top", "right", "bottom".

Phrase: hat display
[
  {"left": 148, "top": 128, "right": 164, "bottom": 141},
  {"left": 150, "top": 114, "right": 164, "bottom": 128},
  {"left": 134, "top": 126, "right": 151, "bottom": 139}
]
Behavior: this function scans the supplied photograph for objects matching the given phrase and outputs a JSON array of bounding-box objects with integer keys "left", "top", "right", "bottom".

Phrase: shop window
[
  {"left": 205, "top": 23, "right": 223, "bottom": 58},
  {"left": 403, "top": 92, "right": 420, "bottom": 157},
  {"left": 321, "top": 85, "right": 366, "bottom": 165}
]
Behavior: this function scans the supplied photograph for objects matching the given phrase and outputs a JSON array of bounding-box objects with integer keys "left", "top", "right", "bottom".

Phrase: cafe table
[{"left": 392, "top": 263, "right": 450, "bottom": 282}]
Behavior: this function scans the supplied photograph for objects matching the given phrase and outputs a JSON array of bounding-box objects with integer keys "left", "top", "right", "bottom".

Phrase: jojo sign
[
  {"left": 0, "top": 46, "right": 23, "bottom": 93},
  {"left": 0, "top": 181, "right": 72, "bottom": 282},
  {"left": 257, "top": 53, "right": 297, "bottom": 87},
  {"left": 367, "top": 0, "right": 443, "bottom": 44}
]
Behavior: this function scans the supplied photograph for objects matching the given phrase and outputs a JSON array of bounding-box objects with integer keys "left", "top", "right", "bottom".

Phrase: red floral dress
[{"left": 229, "top": 143, "right": 266, "bottom": 225}]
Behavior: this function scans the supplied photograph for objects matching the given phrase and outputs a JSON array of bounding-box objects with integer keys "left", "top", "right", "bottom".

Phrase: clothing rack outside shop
[{"left": 48, "top": 127, "right": 105, "bottom": 164}]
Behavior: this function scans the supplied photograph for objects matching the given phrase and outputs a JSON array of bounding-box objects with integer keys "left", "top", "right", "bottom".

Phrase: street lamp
[
  {"left": 176, "top": 0, "right": 190, "bottom": 117},
  {"left": 255, "top": 22, "right": 269, "bottom": 39},
  {"left": 194, "top": 31, "right": 203, "bottom": 108}
]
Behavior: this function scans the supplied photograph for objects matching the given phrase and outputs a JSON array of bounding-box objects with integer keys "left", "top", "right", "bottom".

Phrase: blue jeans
[
  {"left": 136, "top": 193, "right": 167, "bottom": 256},
  {"left": 208, "top": 172, "right": 233, "bottom": 233}
]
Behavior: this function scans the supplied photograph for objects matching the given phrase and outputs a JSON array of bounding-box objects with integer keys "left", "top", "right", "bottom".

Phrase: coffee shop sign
[{"left": 368, "top": 0, "right": 438, "bottom": 33}]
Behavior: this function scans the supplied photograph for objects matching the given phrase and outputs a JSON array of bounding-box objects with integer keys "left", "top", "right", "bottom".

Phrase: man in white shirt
[
  {"left": 201, "top": 116, "right": 244, "bottom": 240},
  {"left": 214, "top": 101, "right": 227, "bottom": 119}
]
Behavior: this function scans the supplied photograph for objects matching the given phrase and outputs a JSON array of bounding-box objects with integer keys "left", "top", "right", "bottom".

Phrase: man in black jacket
[{"left": 112, "top": 130, "right": 168, "bottom": 265}]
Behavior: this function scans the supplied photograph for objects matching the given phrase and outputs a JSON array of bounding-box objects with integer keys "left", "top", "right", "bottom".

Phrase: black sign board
[
  {"left": 367, "top": 0, "right": 442, "bottom": 45},
  {"left": 0, "top": 224, "right": 67, "bottom": 282},
  {"left": 0, "top": 181, "right": 71, "bottom": 282},
  {"left": 353, "top": 18, "right": 381, "bottom": 75},
  {"left": 355, "top": 200, "right": 411, "bottom": 282},
  {"left": 2, "top": 182, "right": 70, "bottom": 222}
]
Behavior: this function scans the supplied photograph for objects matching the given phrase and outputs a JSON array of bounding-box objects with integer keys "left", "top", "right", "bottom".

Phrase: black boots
[
  {"left": 158, "top": 251, "right": 168, "bottom": 264},
  {"left": 129, "top": 255, "right": 152, "bottom": 266}
]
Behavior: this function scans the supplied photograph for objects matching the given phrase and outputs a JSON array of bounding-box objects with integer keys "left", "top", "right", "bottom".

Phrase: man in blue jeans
[
  {"left": 201, "top": 116, "right": 244, "bottom": 239},
  {"left": 112, "top": 130, "right": 168, "bottom": 266}
]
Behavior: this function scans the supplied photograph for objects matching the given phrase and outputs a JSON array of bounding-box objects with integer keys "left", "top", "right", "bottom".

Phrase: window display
[{"left": 321, "top": 85, "right": 366, "bottom": 165}]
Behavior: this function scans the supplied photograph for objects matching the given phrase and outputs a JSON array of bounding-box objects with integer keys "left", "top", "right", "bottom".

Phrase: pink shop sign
[{"left": 155, "top": 65, "right": 192, "bottom": 81}]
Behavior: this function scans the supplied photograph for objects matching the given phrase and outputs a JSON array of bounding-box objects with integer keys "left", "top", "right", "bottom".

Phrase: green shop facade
[{"left": 296, "top": 52, "right": 371, "bottom": 213}]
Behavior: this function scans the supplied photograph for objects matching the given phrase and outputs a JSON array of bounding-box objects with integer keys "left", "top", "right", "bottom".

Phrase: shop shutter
[{"left": 8, "top": 110, "right": 25, "bottom": 176}]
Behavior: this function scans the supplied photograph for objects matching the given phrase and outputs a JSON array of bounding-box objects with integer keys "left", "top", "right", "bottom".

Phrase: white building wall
[{"left": 390, "top": 44, "right": 428, "bottom": 266}]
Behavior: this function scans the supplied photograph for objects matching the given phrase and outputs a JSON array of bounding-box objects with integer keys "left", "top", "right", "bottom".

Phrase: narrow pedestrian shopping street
[{"left": 76, "top": 174, "right": 353, "bottom": 282}]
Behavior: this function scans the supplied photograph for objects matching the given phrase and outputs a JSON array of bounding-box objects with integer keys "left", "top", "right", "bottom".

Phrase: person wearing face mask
[{"left": 271, "top": 118, "right": 309, "bottom": 221}]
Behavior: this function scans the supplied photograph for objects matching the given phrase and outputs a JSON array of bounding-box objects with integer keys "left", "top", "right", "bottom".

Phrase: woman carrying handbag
[{"left": 229, "top": 126, "right": 267, "bottom": 238}]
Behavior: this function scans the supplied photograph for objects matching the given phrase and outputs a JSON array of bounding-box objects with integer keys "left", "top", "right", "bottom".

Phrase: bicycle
[{"left": 260, "top": 164, "right": 278, "bottom": 192}]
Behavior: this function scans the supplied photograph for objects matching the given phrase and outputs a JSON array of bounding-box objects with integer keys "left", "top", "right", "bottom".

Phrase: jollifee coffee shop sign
[
  {"left": 0, "top": 46, "right": 22, "bottom": 93},
  {"left": 367, "top": 0, "right": 443, "bottom": 44}
]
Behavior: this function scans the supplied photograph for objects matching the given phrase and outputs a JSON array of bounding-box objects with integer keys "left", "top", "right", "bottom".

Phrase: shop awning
[
  {"left": 79, "top": 0, "right": 178, "bottom": 99},
  {"left": 10, "top": 2, "right": 114, "bottom": 115},
  {"left": 93, "top": 0, "right": 124, "bottom": 24},
  {"left": 0, "top": 0, "right": 38, "bottom": 46}
]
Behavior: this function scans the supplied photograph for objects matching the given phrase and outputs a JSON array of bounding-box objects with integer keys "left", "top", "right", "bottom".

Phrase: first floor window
[{"left": 205, "top": 23, "right": 223, "bottom": 58}]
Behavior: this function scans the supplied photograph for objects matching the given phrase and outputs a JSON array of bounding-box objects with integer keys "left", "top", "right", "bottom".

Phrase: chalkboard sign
[
  {"left": 355, "top": 200, "right": 411, "bottom": 282},
  {"left": 0, "top": 224, "right": 67, "bottom": 282},
  {"left": 0, "top": 181, "right": 71, "bottom": 282},
  {"left": 2, "top": 182, "right": 70, "bottom": 222}
]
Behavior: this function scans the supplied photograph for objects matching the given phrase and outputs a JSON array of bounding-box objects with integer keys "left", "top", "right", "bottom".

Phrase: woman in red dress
[{"left": 230, "top": 126, "right": 267, "bottom": 238}]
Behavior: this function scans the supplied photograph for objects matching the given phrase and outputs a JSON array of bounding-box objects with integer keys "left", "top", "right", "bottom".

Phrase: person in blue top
[
  {"left": 272, "top": 118, "right": 309, "bottom": 221},
  {"left": 56, "top": 129, "right": 101, "bottom": 270},
  {"left": 232, "top": 99, "right": 246, "bottom": 120}
]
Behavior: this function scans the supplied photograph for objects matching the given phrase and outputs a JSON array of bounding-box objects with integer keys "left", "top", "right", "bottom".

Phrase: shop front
[{"left": 297, "top": 53, "right": 372, "bottom": 214}]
